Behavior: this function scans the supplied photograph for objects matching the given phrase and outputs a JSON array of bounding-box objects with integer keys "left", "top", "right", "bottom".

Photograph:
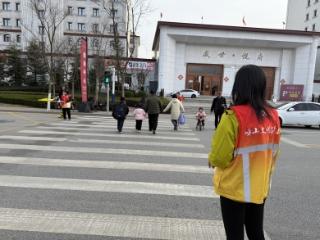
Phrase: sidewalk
[{"left": 0, "top": 103, "right": 113, "bottom": 116}]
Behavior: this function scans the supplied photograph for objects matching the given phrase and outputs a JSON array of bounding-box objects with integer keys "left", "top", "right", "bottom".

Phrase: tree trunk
[{"left": 94, "top": 77, "right": 100, "bottom": 105}]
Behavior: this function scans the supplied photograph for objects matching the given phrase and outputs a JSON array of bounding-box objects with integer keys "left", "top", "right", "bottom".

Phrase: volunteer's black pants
[
  {"left": 148, "top": 114, "right": 159, "bottom": 131},
  {"left": 220, "top": 196, "right": 265, "bottom": 240},
  {"left": 214, "top": 111, "right": 223, "bottom": 128},
  {"left": 62, "top": 108, "right": 71, "bottom": 120}
]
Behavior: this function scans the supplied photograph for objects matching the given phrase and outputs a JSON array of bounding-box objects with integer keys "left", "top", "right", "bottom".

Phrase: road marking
[
  {"left": 0, "top": 208, "right": 224, "bottom": 239},
  {"left": 281, "top": 137, "right": 309, "bottom": 148},
  {"left": 19, "top": 130, "right": 200, "bottom": 141},
  {"left": 48, "top": 123, "right": 193, "bottom": 132},
  {"left": 305, "top": 144, "right": 320, "bottom": 148},
  {"left": 0, "top": 175, "right": 215, "bottom": 198},
  {"left": 0, "top": 143, "right": 207, "bottom": 158},
  {"left": 36, "top": 126, "right": 196, "bottom": 136},
  {"left": 7, "top": 112, "right": 40, "bottom": 125},
  {"left": 0, "top": 156, "right": 210, "bottom": 174},
  {"left": 0, "top": 135, "right": 204, "bottom": 148}
]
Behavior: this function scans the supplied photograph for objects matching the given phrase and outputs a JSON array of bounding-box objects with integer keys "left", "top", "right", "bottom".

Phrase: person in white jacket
[{"left": 163, "top": 94, "right": 185, "bottom": 131}]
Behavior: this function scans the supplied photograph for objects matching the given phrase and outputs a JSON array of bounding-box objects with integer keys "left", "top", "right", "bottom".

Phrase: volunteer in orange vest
[
  {"left": 60, "top": 91, "right": 72, "bottom": 120},
  {"left": 208, "top": 65, "right": 281, "bottom": 240}
]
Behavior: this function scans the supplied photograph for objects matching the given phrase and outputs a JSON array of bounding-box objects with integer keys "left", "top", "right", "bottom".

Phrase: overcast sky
[{"left": 137, "top": 0, "right": 288, "bottom": 58}]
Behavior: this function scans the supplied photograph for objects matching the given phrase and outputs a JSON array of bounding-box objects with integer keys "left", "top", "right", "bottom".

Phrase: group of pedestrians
[{"left": 112, "top": 90, "right": 186, "bottom": 133}]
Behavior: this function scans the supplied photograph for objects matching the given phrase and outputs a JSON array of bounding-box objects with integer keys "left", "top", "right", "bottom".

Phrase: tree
[
  {"left": 26, "top": 40, "right": 48, "bottom": 86},
  {"left": 0, "top": 54, "right": 7, "bottom": 86},
  {"left": 26, "top": 0, "right": 69, "bottom": 110},
  {"left": 98, "top": 0, "right": 151, "bottom": 97},
  {"left": 6, "top": 45, "right": 27, "bottom": 87}
]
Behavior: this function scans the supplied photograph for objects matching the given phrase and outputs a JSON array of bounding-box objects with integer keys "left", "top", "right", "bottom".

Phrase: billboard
[
  {"left": 80, "top": 38, "right": 88, "bottom": 103},
  {"left": 279, "top": 84, "right": 304, "bottom": 101}
]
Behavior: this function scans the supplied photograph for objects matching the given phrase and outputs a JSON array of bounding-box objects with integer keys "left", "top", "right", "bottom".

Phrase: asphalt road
[{"left": 0, "top": 106, "right": 319, "bottom": 239}]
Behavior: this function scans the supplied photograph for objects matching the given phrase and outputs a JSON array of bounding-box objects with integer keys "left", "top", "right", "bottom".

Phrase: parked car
[
  {"left": 276, "top": 102, "right": 320, "bottom": 128},
  {"left": 171, "top": 89, "right": 200, "bottom": 98}
]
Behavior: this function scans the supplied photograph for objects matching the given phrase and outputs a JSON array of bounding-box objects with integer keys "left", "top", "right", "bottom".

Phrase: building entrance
[
  {"left": 186, "top": 64, "right": 223, "bottom": 96},
  {"left": 261, "top": 67, "right": 275, "bottom": 100}
]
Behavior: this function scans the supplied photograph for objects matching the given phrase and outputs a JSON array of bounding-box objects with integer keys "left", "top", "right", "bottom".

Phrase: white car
[
  {"left": 276, "top": 102, "right": 320, "bottom": 128},
  {"left": 177, "top": 89, "right": 200, "bottom": 98}
]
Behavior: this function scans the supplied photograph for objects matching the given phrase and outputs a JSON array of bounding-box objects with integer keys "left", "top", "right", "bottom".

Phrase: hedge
[{"left": 0, "top": 91, "right": 169, "bottom": 110}]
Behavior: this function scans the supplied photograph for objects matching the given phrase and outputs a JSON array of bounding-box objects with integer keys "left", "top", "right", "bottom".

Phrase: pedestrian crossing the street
[{"left": 0, "top": 114, "right": 269, "bottom": 239}]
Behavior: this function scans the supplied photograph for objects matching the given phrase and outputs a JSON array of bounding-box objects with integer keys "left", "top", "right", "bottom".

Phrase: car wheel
[
  {"left": 279, "top": 118, "right": 283, "bottom": 127},
  {"left": 305, "top": 125, "right": 312, "bottom": 128},
  {"left": 191, "top": 94, "right": 196, "bottom": 98}
]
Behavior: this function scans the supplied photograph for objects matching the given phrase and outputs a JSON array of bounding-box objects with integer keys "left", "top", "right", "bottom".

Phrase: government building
[{"left": 152, "top": 21, "right": 320, "bottom": 100}]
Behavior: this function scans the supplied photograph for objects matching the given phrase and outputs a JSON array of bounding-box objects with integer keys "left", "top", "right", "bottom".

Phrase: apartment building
[
  {"left": 0, "top": 0, "right": 138, "bottom": 57},
  {"left": 286, "top": 0, "right": 320, "bottom": 95}
]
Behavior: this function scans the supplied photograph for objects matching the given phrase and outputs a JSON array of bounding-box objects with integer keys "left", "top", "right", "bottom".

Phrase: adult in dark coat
[
  {"left": 211, "top": 91, "right": 226, "bottom": 128},
  {"left": 112, "top": 97, "right": 129, "bottom": 133},
  {"left": 145, "top": 90, "right": 161, "bottom": 134}
]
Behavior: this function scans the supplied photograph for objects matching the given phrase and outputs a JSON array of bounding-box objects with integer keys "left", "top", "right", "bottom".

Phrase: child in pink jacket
[{"left": 133, "top": 104, "right": 147, "bottom": 131}]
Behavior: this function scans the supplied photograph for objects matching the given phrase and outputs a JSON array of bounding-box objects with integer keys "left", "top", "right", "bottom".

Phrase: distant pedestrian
[
  {"left": 133, "top": 104, "right": 147, "bottom": 132},
  {"left": 112, "top": 97, "right": 129, "bottom": 133},
  {"left": 211, "top": 91, "right": 226, "bottom": 128},
  {"left": 208, "top": 65, "right": 281, "bottom": 240},
  {"left": 60, "top": 90, "right": 72, "bottom": 120},
  {"left": 145, "top": 90, "right": 161, "bottom": 134},
  {"left": 163, "top": 94, "right": 185, "bottom": 131}
]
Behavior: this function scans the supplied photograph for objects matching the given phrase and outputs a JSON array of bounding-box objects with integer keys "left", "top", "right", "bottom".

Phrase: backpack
[{"left": 113, "top": 104, "right": 126, "bottom": 119}]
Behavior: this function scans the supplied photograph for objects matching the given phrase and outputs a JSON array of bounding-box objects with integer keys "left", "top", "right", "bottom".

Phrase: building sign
[
  {"left": 80, "top": 38, "right": 88, "bottom": 103},
  {"left": 279, "top": 84, "right": 304, "bottom": 101},
  {"left": 177, "top": 74, "right": 184, "bottom": 80},
  {"left": 127, "top": 61, "right": 155, "bottom": 71}
]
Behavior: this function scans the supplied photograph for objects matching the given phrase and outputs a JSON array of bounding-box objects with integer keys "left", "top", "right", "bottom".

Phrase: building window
[
  {"left": 68, "top": 37, "right": 73, "bottom": 45},
  {"left": 39, "top": 25, "right": 45, "bottom": 35},
  {"left": 16, "top": 35, "right": 21, "bottom": 43},
  {"left": 16, "top": 19, "right": 20, "bottom": 27},
  {"left": 78, "top": 7, "right": 85, "bottom": 16},
  {"left": 110, "top": 40, "right": 115, "bottom": 48},
  {"left": 111, "top": 8, "right": 118, "bottom": 17},
  {"left": 77, "top": 23, "right": 85, "bottom": 32},
  {"left": 38, "top": 10, "right": 45, "bottom": 18},
  {"left": 308, "top": 0, "right": 311, "bottom": 6},
  {"left": 3, "top": 18, "right": 10, "bottom": 26},
  {"left": 305, "top": 26, "right": 308, "bottom": 31},
  {"left": 314, "top": 9, "right": 318, "bottom": 17},
  {"left": 67, "top": 6, "right": 73, "bottom": 15},
  {"left": 93, "top": 8, "right": 99, "bottom": 17},
  {"left": 316, "top": 0, "right": 319, "bottom": 3},
  {"left": 3, "top": 34, "right": 10, "bottom": 42},
  {"left": 2, "top": 2, "right": 10, "bottom": 11},
  {"left": 306, "top": 13, "right": 310, "bottom": 20},
  {"left": 92, "top": 23, "right": 99, "bottom": 32},
  {"left": 16, "top": 2, "right": 20, "bottom": 11},
  {"left": 67, "top": 22, "right": 72, "bottom": 30},
  {"left": 91, "top": 38, "right": 99, "bottom": 48},
  {"left": 110, "top": 24, "right": 117, "bottom": 33},
  {"left": 313, "top": 23, "right": 316, "bottom": 31}
]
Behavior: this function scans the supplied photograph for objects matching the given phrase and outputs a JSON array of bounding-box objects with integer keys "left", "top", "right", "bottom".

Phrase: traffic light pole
[
  {"left": 111, "top": 67, "right": 116, "bottom": 104},
  {"left": 106, "top": 83, "right": 110, "bottom": 114}
]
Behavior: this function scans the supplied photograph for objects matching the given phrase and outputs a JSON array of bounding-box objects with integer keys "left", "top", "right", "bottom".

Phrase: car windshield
[{"left": 275, "top": 102, "right": 290, "bottom": 109}]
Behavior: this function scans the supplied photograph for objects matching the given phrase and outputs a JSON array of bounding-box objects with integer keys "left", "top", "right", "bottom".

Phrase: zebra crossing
[{"left": 0, "top": 114, "right": 224, "bottom": 239}]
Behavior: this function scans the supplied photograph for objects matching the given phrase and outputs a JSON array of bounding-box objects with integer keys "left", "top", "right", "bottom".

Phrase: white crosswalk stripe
[{"left": 0, "top": 115, "right": 232, "bottom": 239}]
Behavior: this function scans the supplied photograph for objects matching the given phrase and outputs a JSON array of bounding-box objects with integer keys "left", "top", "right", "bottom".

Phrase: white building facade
[
  {"left": 0, "top": 0, "right": 138, "bottom": 57},
  {"left": 153, "top": 22, "right": 320, "bottom": 101},
  {"left": 286, "top": 0, "right": 320, "bottom": 96}
]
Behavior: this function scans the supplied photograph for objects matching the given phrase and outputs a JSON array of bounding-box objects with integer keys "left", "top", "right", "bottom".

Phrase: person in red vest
[
  {"left": 208, "top": 65, "right": 281, "bottom": 240},
  {"left": 60, "top": 91, "right": 72, "bottom": 120}
]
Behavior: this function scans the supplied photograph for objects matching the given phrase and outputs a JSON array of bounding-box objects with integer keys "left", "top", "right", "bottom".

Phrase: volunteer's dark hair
[
  {"left": 232, "top": 65, "right": 271, "bottom": 120},
  {"left": 172, "top": 94, "right": 177, "bottom": 98}
]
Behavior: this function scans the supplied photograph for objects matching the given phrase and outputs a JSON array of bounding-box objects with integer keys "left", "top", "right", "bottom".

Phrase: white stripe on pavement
[
  {"left": 0, "top": 143, "right": 208, "bottom": 158},
  {"left": 0, "top": 208, "right": 224, "bottom": 239},
  {"left": 0, "top": 175, "right": 216, "bottom": 198},
  {"left": 36, "top": 126, "right": 196, "bottom": 136},
  {"left": 0, "top": 156, "right": 210, "bottom": 174},
  {"left": 19, "top": 130, "right": 200, "bottom": 141},
  {"left": 281, "top": 136, "right": 309, "bottom": 148},
  {"left": 48, "top": 123, "right": 193, "bottom": 131},
  {"left": 0, "top": 135, "right": 204, "bottom": 148}
]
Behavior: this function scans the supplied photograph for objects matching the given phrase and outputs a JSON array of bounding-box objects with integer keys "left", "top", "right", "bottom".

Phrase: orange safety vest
[{"left": 213, "top": 104, "right": 280, "bottom": 204}]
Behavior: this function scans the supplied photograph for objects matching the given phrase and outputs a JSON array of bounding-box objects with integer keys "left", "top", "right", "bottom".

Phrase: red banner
[
  {"left": 279, "top": 84, "right": 304, "bottom": 101},
  {"left": 80, "top": 38, "right": 88, "bottom": 103}
]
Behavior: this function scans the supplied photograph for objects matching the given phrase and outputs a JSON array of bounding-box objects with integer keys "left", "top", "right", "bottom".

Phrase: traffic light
[{"left": 104, "top": 71, "right": 112, "bottom": 84}]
